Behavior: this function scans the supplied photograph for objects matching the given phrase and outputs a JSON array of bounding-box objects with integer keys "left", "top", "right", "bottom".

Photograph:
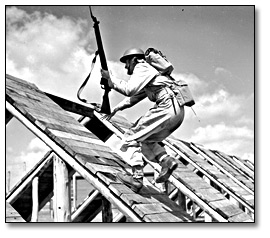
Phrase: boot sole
[
  {"left": 156, "top": 162, "right": 178, "bottom": 183},
  {"left": 116, "top": 174, "right": 143, "bottom": 193}
]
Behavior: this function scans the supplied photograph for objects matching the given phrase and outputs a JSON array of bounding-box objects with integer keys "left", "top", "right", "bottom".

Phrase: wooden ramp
[{"left": 6, "top": 74, "right": 193, "bottom": 222}]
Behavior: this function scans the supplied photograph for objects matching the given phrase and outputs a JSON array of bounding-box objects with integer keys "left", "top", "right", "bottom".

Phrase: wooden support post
[
  {"left": 102, "top": 197, "right": 113, "bottom": 222},
  {"left": 53, "top": 155, "right": 71, "bottom": 222},
  {"left": 72, "top": 173, "right": 77, "bottom": 212},
  {"left": 31, "top": 176, "right": 39, "bottom": 222}
]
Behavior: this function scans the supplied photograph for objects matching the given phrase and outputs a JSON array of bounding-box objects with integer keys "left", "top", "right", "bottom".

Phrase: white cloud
[
  {"left": 190, "top": 122, "right": 253, "bottom": 143},
  {"left": 214, "top": 67, "right": 232, "bottom": 77},
  {"left": 235, "top": 116, "right": 254, "bottom": 126},
  {"left": 191, "top": 89, "right": 245, "bottom": 121},
  {"left": 189, "top": 122, "right": 254, "bottom": 158},
  {"left": 6, "top": 6, "right": 95, "bottom": 101},
  {"left": 6, "top": 137, "right": 50, "bottom": 190},
  {"left": 27, "top": 137, "right": 49, "bottom": 153}
]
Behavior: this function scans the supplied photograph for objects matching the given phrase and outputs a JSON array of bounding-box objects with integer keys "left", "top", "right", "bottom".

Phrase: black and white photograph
[{"left": 3, "top": 3, "right": 264, "bottom": 234}]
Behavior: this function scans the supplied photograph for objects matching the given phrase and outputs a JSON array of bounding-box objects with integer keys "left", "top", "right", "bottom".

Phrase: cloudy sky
[{"left": 6, "top": 5, "right": 254, "bottom": 188}]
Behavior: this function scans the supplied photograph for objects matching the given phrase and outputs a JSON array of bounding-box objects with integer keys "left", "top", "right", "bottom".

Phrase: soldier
[{"left": 101, "top": 48, "right": 185, "bottom": 193}]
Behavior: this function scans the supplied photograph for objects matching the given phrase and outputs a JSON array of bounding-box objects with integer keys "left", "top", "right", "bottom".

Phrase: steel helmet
[{"left": 120, "top": 48, "right": 145, "bottom": 63}]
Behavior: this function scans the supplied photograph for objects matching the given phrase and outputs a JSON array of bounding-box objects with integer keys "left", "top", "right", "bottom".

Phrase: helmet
[{"left": 120, "top": 48, "right": 145, "bottom": 63}]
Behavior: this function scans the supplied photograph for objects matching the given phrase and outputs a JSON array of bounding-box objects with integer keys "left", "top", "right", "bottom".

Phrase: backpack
[{"left": 145, "top": 47, "right": 195, "bottom": 107}]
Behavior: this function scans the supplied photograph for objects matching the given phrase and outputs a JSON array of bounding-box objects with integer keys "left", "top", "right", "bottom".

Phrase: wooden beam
[
  {"left": 165, "top": 140, "right": 254, "bottom": 214},
  {"left": 6, "top": 152, "right": 53, "bottom": 204},
  {"left": 6, "top": 102, "right": 142, "bottom": 222},
  {"left": 53, "top": 155, "right": 71, "bottom": 222},
  {"left": 31, "top": 177, "right": 39, "bottom": 222},
  {"left": 45, "top": 92, "right": 95, "bottom": 118},
  {"left": 71, "top": 189, "right": 100, "bottom": 221},
  {"left": 192, "top": 145, "right": 254, "bottom": 195},
  {"left": 102, "top": 197, "right": 113, "bottom": 222}
]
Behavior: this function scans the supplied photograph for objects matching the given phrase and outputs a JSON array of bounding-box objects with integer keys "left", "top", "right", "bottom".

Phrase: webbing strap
[{"left": 77, "top": 51, "right": 99, "bottom": 103}]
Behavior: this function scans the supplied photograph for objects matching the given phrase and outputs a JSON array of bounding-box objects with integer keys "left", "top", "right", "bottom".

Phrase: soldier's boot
[{"left": 156, "top": 156, "right": 178, "bottom": 183}]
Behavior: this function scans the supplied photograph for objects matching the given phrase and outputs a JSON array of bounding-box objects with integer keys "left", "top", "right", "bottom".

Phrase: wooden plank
[
  {"left": 6, "top": 88, "right": 62, "bottom": 111},
  {"left": 233, "top": 156, "right": 254, "bottom": 175},
  {"left": 149, "top": 194, "right": 185, "bottom": 212},
  {"left": 194, "top": 188, "right": 225, "bottom": 203},
  {"left": 215, "top": 150, "right": 254, "bottom": 178},
  {"left": 61, "top": 137, "right": 112, "bottom": 153},
  {"left": 84, "top": 163, "right": 123, "bottom": 176},
  {"left": 199, "top": 147, "right": 254, "bottom": 193},
  {"left": 70, "top": 145, "right": 117, "bottom": 160},
  {"left": 35, "top": 119, "right": 96, "bottom": 139},
  {"left": 7, "top": 74, "right": 39, "bottom": 88},
  {"left": 76, "top": 153, "right": 118, "bottom": 167},
  {"left": 6, "top": 91, "right": 77, "bottom": 125},
  {"left": 19, "top": 105, "right": 76, "bottom": 123},
  {"left": 144, "top": 211, "right": 190, "bottom": 222},
  {"left": 46, "top": 128, "right": 102, "bottom": 145},
  {"left": 6, "top": 84, "right": 52, "bottom": 104},
  {"left": 109, "top": 184, "right": 134, "bottom": 197},
  {"left": 228, "top": 212, "right": 254, "bottom": 222},
  {"left": 6, "top": 78, "right": 45, "bottom": 97},
  {"left": 120, "top": 193, "right": 154, "bottom": 207},
  {"left": 209, "top": 200, "right": 244, "bottom": 218},
  {"left": 96, "top": 172, "right": 122, "bottom": 186},
  {"left": 132, "top": 203, "right": 168, "bottom": 218}
]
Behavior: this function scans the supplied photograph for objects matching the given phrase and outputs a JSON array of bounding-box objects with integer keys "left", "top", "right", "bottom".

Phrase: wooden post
[
  {"left": 102, "top": 197, "right": 113, "bottom": 222},
  {"left": 31, "top": 176, "right": 39, "bottom": 222},
  {"left": 72, "top": 173, "right": 77, "bottom": 212},
  {"left": 53, "top": 155, "right": 71, "bottom": 222}
]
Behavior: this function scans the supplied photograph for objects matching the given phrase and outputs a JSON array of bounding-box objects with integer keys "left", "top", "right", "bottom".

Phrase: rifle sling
[{"left": 77, "top": 51, "right": 99, "bottom": 103}]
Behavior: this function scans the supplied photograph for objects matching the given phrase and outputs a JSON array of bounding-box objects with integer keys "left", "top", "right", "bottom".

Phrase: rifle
[{"left": 77, "top": 6, "right": 111, "bottom": 114}]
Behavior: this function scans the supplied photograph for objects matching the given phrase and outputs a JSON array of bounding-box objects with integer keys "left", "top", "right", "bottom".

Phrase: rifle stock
[{"left": 89, "top": 6, "right": 111, "bottom": 114}]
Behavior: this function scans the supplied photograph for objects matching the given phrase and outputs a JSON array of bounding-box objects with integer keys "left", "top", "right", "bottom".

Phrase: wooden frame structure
[{"left": 6, "top": 74, "right": 254, "bottom": 222}]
